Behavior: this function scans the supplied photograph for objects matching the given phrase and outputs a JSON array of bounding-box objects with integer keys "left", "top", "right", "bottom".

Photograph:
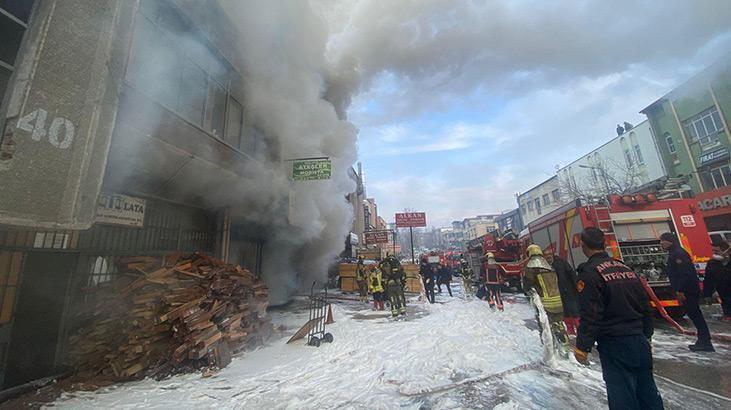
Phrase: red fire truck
[
  {"left": 525, "top": 194, "right": 712, "bottom": 317},
  {"left": 466, "top": 232, "right": 524, "bottom": 290}
]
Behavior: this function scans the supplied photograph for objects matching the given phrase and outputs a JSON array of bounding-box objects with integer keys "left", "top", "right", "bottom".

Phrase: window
[
  {"left": 620, "top": 137, "right": 633, "bottom": 167},
  {"left": 527, "top": 200, "right": 534, "bottom": 211},
  {"left": 128, "top": 0, "right": 234, "bottom": 140},
  {"left": 700, "top": 164, "right": 731, "bottom": 191},
  {"left": 542, "top": 194, "right": 550, "bottom": 206},
  {"left": 225, "top": 98, "right": 243, "bottom": 148},
  {"left": 520, "top": 204, "right": 527, "bottom": 215},
  {"left": 629, "top": 132, "right": 644, "bottom": 165},
  {"left": 87, "top": 256, "right": 116, "bottom": 286},
  {"left": 0, "top": 1, "right": 36, "bottom": 104},
  {"left": 683, "top": 107, "right": 724, "bottom": 145},
  {"left": 551, "top": 189, "right": 560, "bottom": 202},
  {"left": 534, "top": 198, "right": 542, "bottom": 215},
  {"left": 665, "top": 133, "right": 676, "bottom": 153}
]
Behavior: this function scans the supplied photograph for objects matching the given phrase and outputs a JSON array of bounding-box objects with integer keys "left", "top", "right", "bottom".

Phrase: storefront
[{"left": 696, "top": 185, "right": 731, "bottom": 232}]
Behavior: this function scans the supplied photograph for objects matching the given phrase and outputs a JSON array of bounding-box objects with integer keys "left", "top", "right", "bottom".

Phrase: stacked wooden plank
[{"left": 68, "top": 252, "right": 270, "bottom": 383}]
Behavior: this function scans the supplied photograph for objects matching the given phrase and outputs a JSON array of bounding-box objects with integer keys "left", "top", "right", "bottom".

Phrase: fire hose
[{"left": 640, "top": 277, "right": 731, "bottom": 343}]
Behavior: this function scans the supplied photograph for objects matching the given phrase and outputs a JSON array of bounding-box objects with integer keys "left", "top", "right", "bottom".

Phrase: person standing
[
  {"left": 703, "top": 239, "right": 731, "bottom": 322},
  {"left": 356, "top": 256, "right": 369, "bottom": 303},
  {"left": 575, "top": 227, "right": 663, "bottom": 410},
  {"left": 659, "top": 232, "right": 714, "bottom": 352},
  {"left": 368, "top": 264, "right": 385, "bottom": 311},
  {"left": 420, "top": 258, "right": 436, "bottom": 304},
  {"left": 484, "top": 253, "right": 504, "bottom": 311},
  {"left": 456, "top": 259, "right": 475, "bottom": 298},
  {"left": 382, "top": 253, "right": 407, "bottom": 316},
  {"left": 523, "top": 244, "right": 569, "bottom": 353},
  {"left": 437, "top": 262, "right": 453, "bottom": 297},
  {"left": 543, "top": 249, "right": 580, "bottom": 335}
]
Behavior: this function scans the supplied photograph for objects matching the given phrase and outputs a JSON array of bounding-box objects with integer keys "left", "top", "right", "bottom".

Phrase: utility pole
[{"left": 409, "top": 227, "right": 415, "bottom": 263}]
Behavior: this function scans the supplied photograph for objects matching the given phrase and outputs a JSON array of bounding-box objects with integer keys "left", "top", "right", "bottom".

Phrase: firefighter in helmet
[
  {"left": 381, "top": 252, "right": 407, "bottom": 316},
  {"left": 356, "top": 255, "right": 369, "bottom": 303},
  {"left": 484, "top": 252, "right": 504, "bottom": 310},
  {"left": 523, "top": 244, "right": 569, "bottom": 355},
  {"left": 368, "top": 263, "right": 385, "bottom": 311},
  {"left": 456, "top": 259, "right": 475, "bottom": 298}
]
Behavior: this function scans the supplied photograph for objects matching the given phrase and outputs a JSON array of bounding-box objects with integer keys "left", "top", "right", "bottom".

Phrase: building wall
[
  {"left": 517, "top": 176, "right": 563, "bottom": 225},
  {"left": 557, "top": 121, "right": 666, "bottom": 198},
  {"left": 643, "top": 62, "right": 731, "bottom": 194}
]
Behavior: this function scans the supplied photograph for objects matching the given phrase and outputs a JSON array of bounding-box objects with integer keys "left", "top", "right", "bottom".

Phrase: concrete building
[
  {"left": 641, "top": 58, "right": 731, "bottom": 231},
  {"left": 557, "top": 121, "right": 667, "bottom": 201},
  {"left": 518, "top": 176, "right": 563, "bottom": 226},
  {"left": 0, "top": 0, "right": 308, "bottom": 387},
  {"left": 495, "top": 208, "right": 524, "bottom": 234},
  {"left": 345, "top": 165, "right": 366, "bottom": 257},
  {"left": 461, "top": 214, "right": 499, "bottom": 241}
]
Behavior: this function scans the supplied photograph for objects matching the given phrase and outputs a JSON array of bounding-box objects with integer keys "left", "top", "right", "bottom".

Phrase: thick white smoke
[{"left": 217, "top": 0, "right": 358, "bottom": 303}]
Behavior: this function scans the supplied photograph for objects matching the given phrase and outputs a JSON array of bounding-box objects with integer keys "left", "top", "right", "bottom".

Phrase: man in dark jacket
[
  {"left": 575, "top": 227, "right": 663, "bottom": 410},
  {"left": 420, "top": 259, "right": 436, "bottom": 304},
  {"left": 703, "top": 239, "right": 731, "bottom": 321},
  {"left": 544, "top": 249, "right": 580, "bottom": 335},
  {"left": 659, "top": 232, "right": 713, "bottom": 352}
]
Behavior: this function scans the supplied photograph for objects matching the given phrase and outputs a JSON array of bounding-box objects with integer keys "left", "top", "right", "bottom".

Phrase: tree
[{"left": 559, "top": 157, "right": 647, "bottom": 204}]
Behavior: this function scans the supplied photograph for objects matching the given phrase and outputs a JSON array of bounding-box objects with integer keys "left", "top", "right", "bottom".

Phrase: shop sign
[
  {"left": 698, "top": 148, "right": 729, "bottom": 165},
  {"left": 698, "top": 194, "right": 731, "bottom": 211},
  {"left": 95, "top": 193, "right": 146, "bottom": 227},
  {"left": 292, "top": 158, "right": 332, "bottom": 181},
  {"left": 680, "top": 215, "right": 696, "bottom": 227},
  {"left": 364, "top": 230, "right": 390, "bottom": 244},
  {"left": 395, "top": 212, "right": 427, "bottom": 228}
]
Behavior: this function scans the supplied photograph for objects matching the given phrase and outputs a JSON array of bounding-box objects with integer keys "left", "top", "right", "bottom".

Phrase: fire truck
[
  {"left": 466, "top": 232, "right": 524, "bottom": 290},
  {"left": 525, "top": 194, "right": 712, "bottom": 317}
]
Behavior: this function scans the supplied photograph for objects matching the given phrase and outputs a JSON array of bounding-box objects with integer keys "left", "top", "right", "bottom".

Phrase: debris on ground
[{"left": 67, "top": 252, "right": 271, "bottom": 384}]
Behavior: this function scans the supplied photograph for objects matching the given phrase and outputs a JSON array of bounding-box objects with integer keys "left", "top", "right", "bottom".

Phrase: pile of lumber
[{"left": 68, "top": 252, "right": 270, "bottom": 383}]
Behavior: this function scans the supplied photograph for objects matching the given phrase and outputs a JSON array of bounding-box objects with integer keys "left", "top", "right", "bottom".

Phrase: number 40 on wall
[{"left": 16, "top": 108, "right": 75, "bottom": 149}]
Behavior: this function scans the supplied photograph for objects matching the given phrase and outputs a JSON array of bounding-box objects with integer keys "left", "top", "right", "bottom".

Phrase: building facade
[
  {"left": 495, "top": 208, "right": 524, "bottom": 234},
  {"left": 0, "top": 0, "right": 289, "bottom": 387},
  {"left": 557, "top": 121, "right": 667, "bottom": 200},
  {"left": 518, "top": 176, "right": 563, "bottom": 226},
  {"left": 641, "top": 59, "right": 731, "bottom": 231}
]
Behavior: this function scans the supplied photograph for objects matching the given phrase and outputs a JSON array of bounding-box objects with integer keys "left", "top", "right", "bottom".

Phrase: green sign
[{"left": 292, "top": 158, "right": 332, "bottom": 181}]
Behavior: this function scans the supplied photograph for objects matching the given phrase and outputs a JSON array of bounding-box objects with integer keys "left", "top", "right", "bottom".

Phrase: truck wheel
[
  {"left": 308, "top": 337, "right": 321, "bottom": 347},
  {"left": 323, "top": 333, "right": 334, "bottom": 343}
]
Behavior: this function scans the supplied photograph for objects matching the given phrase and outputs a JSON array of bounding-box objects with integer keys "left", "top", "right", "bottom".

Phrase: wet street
[{"left": 26, "top": 285, "right": 730, "bottom": 410}]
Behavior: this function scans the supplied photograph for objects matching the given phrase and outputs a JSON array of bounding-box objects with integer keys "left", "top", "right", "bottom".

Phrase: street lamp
[{"left": 578, "top": 164, "right": 611, "bottom": 197}]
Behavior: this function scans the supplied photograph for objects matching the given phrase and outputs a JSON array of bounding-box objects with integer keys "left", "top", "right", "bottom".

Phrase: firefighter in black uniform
[
  {"left": 575, "top": 227, "right": 663, "bottom": 410},
  {"left": 660, "top": 232, "right": 714, "bottom": 352}
]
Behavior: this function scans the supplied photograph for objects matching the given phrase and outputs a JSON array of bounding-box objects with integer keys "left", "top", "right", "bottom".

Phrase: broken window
[{"left": 226, "top": 97, "right": 243, "bottom": 149}]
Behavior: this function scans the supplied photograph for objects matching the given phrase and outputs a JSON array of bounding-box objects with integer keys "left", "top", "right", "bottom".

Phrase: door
[{"left": 3, "top": 252, "right": 75, "bottom": 387}]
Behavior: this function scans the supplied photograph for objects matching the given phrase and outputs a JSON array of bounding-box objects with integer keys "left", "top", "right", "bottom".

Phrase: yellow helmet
[
  {"left": 526, "top": 244, "right": 542, "bottom": 257},
  {"left": 484, "top": 252, "right": 495, "bottom": 259}
]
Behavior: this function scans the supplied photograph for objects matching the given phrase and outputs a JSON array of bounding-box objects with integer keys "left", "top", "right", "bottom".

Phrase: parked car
[{"left": 709, "top": 230, "right": 731, "bottom": 244}]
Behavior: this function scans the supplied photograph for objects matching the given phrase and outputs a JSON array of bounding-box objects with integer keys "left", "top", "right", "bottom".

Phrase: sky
[{"left": 320, "top": 0, "right": 731, "bottom": 228}]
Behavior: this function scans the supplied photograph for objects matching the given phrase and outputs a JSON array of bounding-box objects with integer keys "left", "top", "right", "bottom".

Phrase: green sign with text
[{"left": 292, "top": 158, "right": 332, "bottom": 181}]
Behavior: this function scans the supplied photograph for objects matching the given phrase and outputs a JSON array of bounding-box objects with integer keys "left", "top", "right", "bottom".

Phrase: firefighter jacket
[
  {"left": 457, "top": 266, "right": 475, "bottom": 282},
  {"left": 356, "top": 261, "right": 367, "bottom": 282},
  {"left": 551, "top": 256, "right": 579, "bottom": 317},
  {"left": 665, "top": 243, "right": 700, "bottom": 295},
  {"left": 368, "top": 268, "right": 384, "bottom": 293},
  {"left": 575, "top": 252, "right": 654, "bottom": 353},
  {"left": 523, "top": 256, "right": 563, "bottom": 314},
  {"left": 703, "top": 258, "right": 731, "bottom": 298},
  {"left": 381, "top": 257, "right": 405, "bottom": 285},
  {"left": 485, "top": 265, "right": 503, "bottom": 285}
]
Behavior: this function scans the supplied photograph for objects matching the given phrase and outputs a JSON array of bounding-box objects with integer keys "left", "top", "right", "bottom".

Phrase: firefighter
[
  {"left": 382, "top": 253, "right": 407, "bottom": 316},
  {"left": 437, "top": 262, "right": 453, "bottom": 297},
  {"left": 660, "top": 232, "right": 713, "bottom": 352},
  {"left": 574, "top": 227, "right": 663, "bottom": 410},
  {"left": 420, "top": 258, "right": 436, "bottom": 304},
  {"left": 456, "top": 259, "right": 475, "bottom": 298},
  {"left": 543, "top": 248, "right": 580, "bottom": 335},
  {"left": 356, "top": 255, "right": 369, "bottom": 303},
  {"left": 484, "top": 253, "right": 504, "bottom": 311},
  {"left": 704, "top": 239, "right": 731, "bottom": 321},
  {"left": 523, "top": 244, "right": 569, "bottom": 355},
  {"left": 368, "top": 264, "right": 385, "bottom": 311}
]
